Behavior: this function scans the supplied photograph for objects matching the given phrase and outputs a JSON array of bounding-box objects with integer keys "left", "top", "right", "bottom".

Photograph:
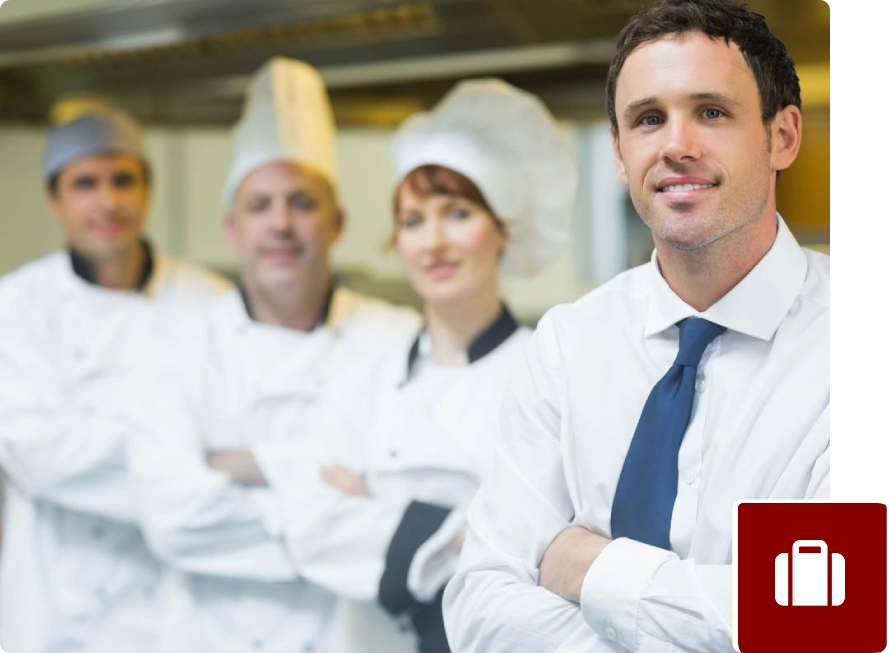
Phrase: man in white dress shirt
[{"left": 443, "top": 1, "right": 828, "bottom": 651}]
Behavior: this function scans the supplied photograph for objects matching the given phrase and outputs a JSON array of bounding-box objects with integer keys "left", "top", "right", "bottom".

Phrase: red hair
[
  {"left": 396, "top": 165, "right": 494, "bottom": 213},
  {"left": 391, "top": 165, "right": 505, "bottom": 242}
]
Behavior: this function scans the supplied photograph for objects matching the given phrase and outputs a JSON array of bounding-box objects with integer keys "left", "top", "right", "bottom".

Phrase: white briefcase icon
[{"left": 775, "top": 539, "right": 845, "bottom": 606}]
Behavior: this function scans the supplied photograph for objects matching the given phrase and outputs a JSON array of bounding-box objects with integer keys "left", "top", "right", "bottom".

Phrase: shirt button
[
  {"left": 685, "top": 473, "right": 698, "bottom": 485},
  {"left": 605, "top": 626, "right": 618, "bottom": 641},
  {"left": 251, "top": 638, "right": 264, "bottom": 650},
  {"left": 695, "top": 378, "right": 706, "bottom": 393},
  {"left": 302, "top": 644, "right": 315, "bottom": 653},
  {"left": 389, "top": 449, "right": 398, "bottom": 459}
]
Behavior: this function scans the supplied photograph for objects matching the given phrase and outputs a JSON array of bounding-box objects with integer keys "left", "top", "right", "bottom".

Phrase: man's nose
[{"left": 661, "top": 116, "right": 702, "bottom": 163}]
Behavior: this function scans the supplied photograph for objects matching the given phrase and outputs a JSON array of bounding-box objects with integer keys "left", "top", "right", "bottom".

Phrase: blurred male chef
[
  {"left": 126, "top": 57, "right": 419, "bottom": 653},
  {"left": 0, "top": 110, "right": 229, "bottom": 653}
]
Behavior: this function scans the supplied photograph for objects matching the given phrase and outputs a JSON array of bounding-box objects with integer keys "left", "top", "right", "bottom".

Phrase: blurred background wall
[{"left": 0, "top": 0, "right": 829, "bottom": 323}]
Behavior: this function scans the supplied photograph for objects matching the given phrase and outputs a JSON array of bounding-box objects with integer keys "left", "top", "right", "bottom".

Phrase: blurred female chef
[{"left": 244, "top": 78, "right": 579, "bottom": 653}]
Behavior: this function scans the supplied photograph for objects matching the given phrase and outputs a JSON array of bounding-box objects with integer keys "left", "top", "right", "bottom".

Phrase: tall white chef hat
[
  {"left": 391, "top": 79, "right": 578, "bottom": 276},
  {"left": 223, "top": 57, "right": 338, "bottom": 205}
]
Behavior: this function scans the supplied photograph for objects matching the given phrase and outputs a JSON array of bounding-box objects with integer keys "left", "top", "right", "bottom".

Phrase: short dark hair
[
  {"left": 605, "top": 0, "right": 801, "bottom": 132},
  {"left": 47, "top": 159, "right": 152, "bottom": 195}
]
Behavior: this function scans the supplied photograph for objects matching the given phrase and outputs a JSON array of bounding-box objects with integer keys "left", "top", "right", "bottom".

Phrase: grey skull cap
[{"left": 43, "top": 111, "right": 147, "bottom": 182}]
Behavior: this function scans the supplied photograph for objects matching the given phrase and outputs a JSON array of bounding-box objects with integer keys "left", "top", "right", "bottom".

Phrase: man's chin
[
  {"left": 256, "top": 266, "right": 310, "bottom": 293},
  {"left": 658, "top": 234, "right": 714, "bottom": 252},
  {"left": 74, "top": 240, "right": 136, "bottom": 262},
  {"left": 647, "top": 216, "right": 721, "bottom": 253}
]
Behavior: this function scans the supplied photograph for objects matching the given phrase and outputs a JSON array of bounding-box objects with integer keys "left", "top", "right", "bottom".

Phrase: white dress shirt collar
[{"left": 644, "top": 214, "right": 808, "bottom": 341}]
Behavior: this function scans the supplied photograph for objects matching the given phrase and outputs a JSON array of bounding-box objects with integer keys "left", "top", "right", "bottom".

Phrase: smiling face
[
  {"left": 47, "top": 153, "right": 150, "bottom": 262},
  {"left": 225, "top": 161, "right": 343, "bottom": 295},
  {"left": 394, "top": 170, "right": 506, "bottom": 308},
  {"left": 611, "top": 31, "right": 800, "bottom": 254}
]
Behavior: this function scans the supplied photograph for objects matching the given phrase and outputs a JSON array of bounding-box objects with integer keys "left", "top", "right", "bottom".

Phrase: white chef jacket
[
  {"left": 126, "top": 286, "right": 420, "bottom": 653},
  {"left": 0, "top": 249, "right": 230, "bottom": 653},
  {"left": 256, "top": 306, "right": 530, "bottom": 653},
  {"left": 444, "top": 215, "right": 830, "bottom": 653}
]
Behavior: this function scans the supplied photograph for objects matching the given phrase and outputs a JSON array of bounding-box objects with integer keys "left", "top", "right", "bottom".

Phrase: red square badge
[{"left": 733, "top": 502, "right": 887, "bottom": 652}]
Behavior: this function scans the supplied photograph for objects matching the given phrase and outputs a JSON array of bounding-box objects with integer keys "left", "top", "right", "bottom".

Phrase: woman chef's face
[
  {"left": 395, "top": 171, "right": 506, "bottom": 307},
  {"left": 226, "top": 161, "right": 343, "bottom": 293}
]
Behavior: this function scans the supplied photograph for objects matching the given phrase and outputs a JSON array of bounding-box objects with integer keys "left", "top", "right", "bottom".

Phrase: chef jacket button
[
  {"left": 73, "top": 348, "right": 86, "bottom": 360},
  {"left": 251, "top": 638, "right": 264, "bottom": 650},
  {"left": 605, "top": 626, "right": 618, "bottom": 641},
  {"left": 302, "top": 644, "right": 315, "bottom": 653},
  {"left": 389, "top": 449, "right": 398, "bottom": 459}
]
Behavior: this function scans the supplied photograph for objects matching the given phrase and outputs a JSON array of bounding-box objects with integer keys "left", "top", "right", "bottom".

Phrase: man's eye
[
  {"left": 289, "top": 194, "right": 318, "bottom": 211},
  {"left": 640, "top": 115, "right": 662, "bottom": 127},
  {"left": 703, "top": 108, "right": 725, "bottom": 120},
  {"left": 72, "top": 177, "right": 97, "bottom": 190},
  {"left": 113, "top": 173, "right": 137, "bottom": 189},
  {"left": 449, "top": 208, "right": 470, "bottom": 220}
]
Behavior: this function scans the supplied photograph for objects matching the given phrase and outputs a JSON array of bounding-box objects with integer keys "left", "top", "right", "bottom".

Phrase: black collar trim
[
  {"left": 402, "top": 303, "right": 519, "bottom": 385},
  {"left": 239, "top": 278, "right": 338, "bottom": 329},
  {"left": 69, "top": 240, "right": 154, "bottom": 292}
]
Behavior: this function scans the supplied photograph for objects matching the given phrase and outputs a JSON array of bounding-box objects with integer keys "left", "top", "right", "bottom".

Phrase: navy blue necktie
[{"left": 610, "top": 318, "right": 726, "bottom": 550}]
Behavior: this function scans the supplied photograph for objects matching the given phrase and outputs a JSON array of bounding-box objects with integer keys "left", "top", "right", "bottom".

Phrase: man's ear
[
  {"left": 769, "top": 104, "right": 803, "bottom": 173},
  {"left": 223, "top": 211, "right": 238, "bottom": 247},
  {"left": 331, "top": 207, "right": 346, "bottom": 243},
  {"left": 612, "top": 127, "right": 629, "bottom": 185},
  {"left": 46, "top": 188, "right": 63, "bottom": 223}
]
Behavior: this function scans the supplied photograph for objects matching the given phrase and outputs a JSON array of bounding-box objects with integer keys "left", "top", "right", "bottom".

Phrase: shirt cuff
[{"left": 579, "top": 537, "right": 676, "bottom": 650}]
